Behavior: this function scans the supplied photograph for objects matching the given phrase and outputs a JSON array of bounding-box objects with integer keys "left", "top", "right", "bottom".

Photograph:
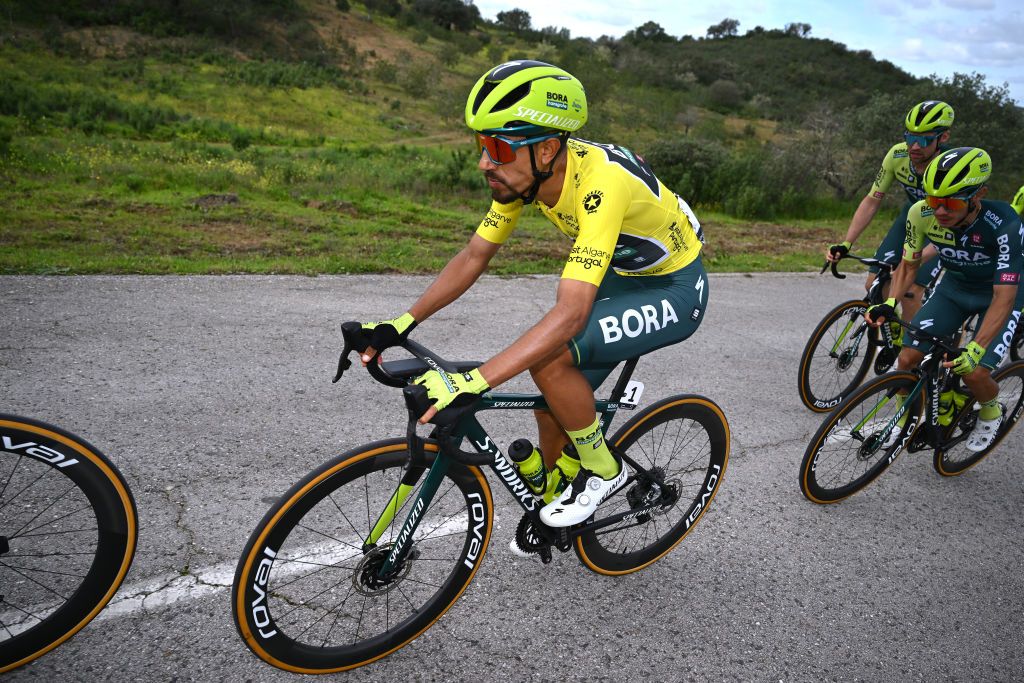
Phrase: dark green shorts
[
  {"left": 571, "top": 257, "right": 708, "bottom": 388},
  {"left": 871, "top": 203, "right": 940, "bottom": 288},
  {"left": 907, "top": 275, "right": 1024, "bottom": 369}
]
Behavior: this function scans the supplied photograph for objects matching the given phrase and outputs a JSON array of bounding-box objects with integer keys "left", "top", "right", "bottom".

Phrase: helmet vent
[
  {"left": 492, "top": 82, "right": 531, "bottom": 114},
  {"left": 471, "top": 81, "right": 498, "bottom": 115}
]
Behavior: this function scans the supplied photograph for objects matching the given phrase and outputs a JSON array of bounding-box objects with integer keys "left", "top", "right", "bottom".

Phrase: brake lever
[{"left": 332, "top": 324, "right": 359, "bottom": 383}]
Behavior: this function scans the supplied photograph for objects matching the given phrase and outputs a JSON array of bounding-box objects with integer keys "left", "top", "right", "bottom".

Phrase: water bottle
[
  {"left": 508, "top": 439, "right": 546, "bottom": 495},
  {"left": 938, "top": 390, "right": 955, "bottom": 426},
  {"left": 544, "top": 444, "right": 582, "bottom": 504}
]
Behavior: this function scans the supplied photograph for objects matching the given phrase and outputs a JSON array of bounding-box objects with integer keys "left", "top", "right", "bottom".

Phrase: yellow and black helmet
[
  {"left": 923, "top": 147, "right": 991, "bottom": 197},
  {"left": 905, "top": 100, "right": 954, "bottom": 133}
]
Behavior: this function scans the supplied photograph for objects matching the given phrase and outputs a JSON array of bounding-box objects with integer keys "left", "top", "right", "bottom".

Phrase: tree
[
  {"left": 495, "top": 8, "right": 530, "bottom": 33},
  {"left": 784, "top": 22, "right": 811, "bottom": 37},
  {"left": 624, "top": 20, "right": 673, "bottom": 43},
  {"left": 706, "top": 18, "right": 739, "bottom": 39},
  {"left": 411, "top": 0, "right": 480, "bottom": 31},
  {"left": 707, "top": 79, "right": 743, "bottom": 111}
]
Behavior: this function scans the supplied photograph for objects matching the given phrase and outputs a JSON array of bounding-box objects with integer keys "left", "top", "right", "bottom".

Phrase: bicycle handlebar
[
  {"left": 820, "top": 253, "right": 895, "bottom": 279},
  {"left": 334, "top": 321, "right": 493, "bottom": 466}
]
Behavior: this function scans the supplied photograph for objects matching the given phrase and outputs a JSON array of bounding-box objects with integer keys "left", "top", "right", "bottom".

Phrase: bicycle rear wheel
[
  {"left": 799, "top": 372, "right": 923, "bottom": 503},
  {"left": 934, "top": 360, "right": 1024, "bottom": 476},
  {"left": 0, "top": 414, "right": 137, "bottom": 673},
  {"left": 574, "top": 395, "right": 729, "bottom": 575},
  {"left": 798, "top": 299, "right": 877, "bottom": 412},
  {"left": 232, "top": 439, "right": 493, "bottom": 673}
]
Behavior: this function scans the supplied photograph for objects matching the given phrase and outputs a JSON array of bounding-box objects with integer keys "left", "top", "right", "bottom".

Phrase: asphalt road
[{"left": 2, "top": 272, "right": 1022, "bottom": 682}]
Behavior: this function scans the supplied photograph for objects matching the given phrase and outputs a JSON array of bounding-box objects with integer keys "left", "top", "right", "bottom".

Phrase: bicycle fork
[{"left": 851, "top": 378, "right": 926, "bottom": 458}]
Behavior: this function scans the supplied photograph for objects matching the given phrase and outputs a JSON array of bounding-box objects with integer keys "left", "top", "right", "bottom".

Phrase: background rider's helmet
[
  {"left": 922, "top": 147, "right": 991, "bottom": 197},
  {"left": 905, "top": 100, "right": 955, "bottom": 133},
  {"left": 465, "top": 60, "right": 587, "bottom": 136}
]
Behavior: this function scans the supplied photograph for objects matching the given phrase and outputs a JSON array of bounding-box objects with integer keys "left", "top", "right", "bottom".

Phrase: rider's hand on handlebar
[
  {"left": 824, "top": 240, "right": 852, "bottom": 263},
  {"left": 358, "top": 312, "right": 417, "bottom": 365},
  {"left": 865, "top": 297, "right": 897, "bottom": 327},
  {"left": 944, "top": 341, "right": 985, "bottom": 376},
  {"left": 413, "top": 367, "right": 489, "bottom": 424}
]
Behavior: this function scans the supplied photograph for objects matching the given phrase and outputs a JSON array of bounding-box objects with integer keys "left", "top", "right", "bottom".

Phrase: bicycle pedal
[
  {"left": 555, "top": 528, "right": 571, "bottom": 552},
  {"left": 539, "top": 547, "right": 553, "bottom": 564}
]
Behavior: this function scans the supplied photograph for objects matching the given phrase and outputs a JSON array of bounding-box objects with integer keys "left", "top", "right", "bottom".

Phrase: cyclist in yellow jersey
[
  {"left": 356, "top": 61, "right": 708, "bottom": 532},
  {"left": 825, "top": 101, "right": 952, "bottom": 327}
]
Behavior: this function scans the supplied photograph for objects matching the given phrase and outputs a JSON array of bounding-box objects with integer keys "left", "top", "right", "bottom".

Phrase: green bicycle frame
[{"left": 373, "top": 360, "right": 641, "bottom": 577}]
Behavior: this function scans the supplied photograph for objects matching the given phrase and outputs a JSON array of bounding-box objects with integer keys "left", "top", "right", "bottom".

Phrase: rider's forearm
[
  {"left": 408, "top": 239, "right": 494, "bottom": 322},
  {"left": 887, "top": 261, "right": 918, "bottom": 307},
  {"left": 844, "top": 195, "right": 882, "bottom": 244},
  {"left": 478, "top": 305, "right": 587, "bottom": 388},
  {"left": 478, "top": 279, "right": 596, "bottom": 387},
  {"left": 971, "top": 286, "right": 1017, "bottom": 350}
]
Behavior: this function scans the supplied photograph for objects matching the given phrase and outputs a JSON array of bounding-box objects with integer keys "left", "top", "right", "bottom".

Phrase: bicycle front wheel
[
  {"left": 798, "top": 299, "right": 877, "bottom": 412},
  {"left": 574, "top": 395, "right": 730, "bottom": 575},
  {"left": 232, "top": 439, "right": 493, "bottom": 674},
  {"left": 0, "top": 414, "right": 137, "bottom": 674},
  {"left": 799, "top": 372, "right": 923, "bottom": 503},
  {"left": 934, "top": 360, "right": 1024, "bottom": 476}
]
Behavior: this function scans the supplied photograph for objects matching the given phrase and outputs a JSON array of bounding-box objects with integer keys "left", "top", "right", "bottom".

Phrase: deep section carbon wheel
[
  {"left": 798, "top": 299, "right": 877, "bottom": 412},
  {"left": 799, "top": 373, "right": 922, "bottom": 503},
  {"left": 233, "top": 439, "right": 493, "bottom": 673},
  {"left": 0, "top": 414, "right": 137, "bottom": 673},
  {"left": 574, "top": 395, "right": 729, "bottom": 575},
  {"left": 934, "top": 360, "right": 1024, "bottom": 476}
]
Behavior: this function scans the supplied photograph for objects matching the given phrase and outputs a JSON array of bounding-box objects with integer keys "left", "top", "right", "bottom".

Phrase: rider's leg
[
  {"left": 961, "top": 366, "right": 998, "bottom": 404},
  {"left": 532, "top": 409, "right": 568, "bottom": 470},
  {"left": 530, "top": 346, "right": 618, "bottom": 479}
]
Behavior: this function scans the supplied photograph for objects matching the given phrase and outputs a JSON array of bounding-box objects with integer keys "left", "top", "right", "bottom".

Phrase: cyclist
[
  {"left": 866, "top": 147, "right": 1024, "bottom": 451},
  {"left": 356, "top": 60, "right": 708, "bottom": 530},
  {"left": 1013, "top": 184, "right": 1024, "bottom": 216},
  {"left": 826, "top": 101, "right": 952, "bottom": 357}
]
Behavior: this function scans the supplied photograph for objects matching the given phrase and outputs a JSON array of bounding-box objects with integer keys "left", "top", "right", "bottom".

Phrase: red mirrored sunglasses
[
  {"left": 475, "top": 132, "right": 560, "bottom": 165},
  {"left": 925, "top": 188, "right": 980, "bottom": 212}
]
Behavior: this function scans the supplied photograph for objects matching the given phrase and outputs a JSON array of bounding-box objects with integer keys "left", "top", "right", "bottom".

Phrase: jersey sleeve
[
  {"left": 474, "top": 200, "right": 523, "bottom": 244},
  {"left": 1012, "top": 185, "right": 1024, "bottom": 218},
  {"left": 561, "top": 176, "right": 630, "bottom": 286},
  {"left": 902, "top": 200, "right": 930, "bottom": 262},
  {"left": 868, "top": 144, "right": 900, "bottom": 198}
]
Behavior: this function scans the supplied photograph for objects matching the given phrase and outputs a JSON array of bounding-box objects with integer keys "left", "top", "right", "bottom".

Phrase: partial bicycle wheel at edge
[
  {"left": 799, "top": 372, "right": 923, "bottom": 503},
  {"left": 232, "top": 438, "right": 493, "bottom": 674},
  {"left": 575, "top": 395, "right": 729, "bottom": 575},
  {"left": 934, "top": 360, "right": 1024, "bottom": 476},
  {"left": 0, "top": 414, "right": 137, "bottom": 674},
  {"left": 798, "top": 299, "right": 877, "bottom": 413}
]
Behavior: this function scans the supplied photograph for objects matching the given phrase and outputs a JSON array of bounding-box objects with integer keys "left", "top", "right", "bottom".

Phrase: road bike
[
  {"left": 232, "top": 323, "right": 730, "bottom": 673},
  {"left": 797, "top": 254, "right": 937, "bottom": 412},
  {"left": 798, "top": 254, "right": 1022, "bottom": 414},
  {"left": 799, "top": 320, "right": 1024, "bottom": 503},
  {"left": 0, "top": 414, "right": 138, "bottom": 673}
]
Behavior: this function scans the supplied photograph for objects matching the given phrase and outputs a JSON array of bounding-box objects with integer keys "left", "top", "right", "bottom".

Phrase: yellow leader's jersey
[{"left": 474, "top": 138, "right": 703, "bottom": 287}]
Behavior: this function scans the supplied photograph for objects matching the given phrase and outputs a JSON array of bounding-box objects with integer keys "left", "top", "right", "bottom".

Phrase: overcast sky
[{"left": 473, "top": 0, "right": 1024, "bottom": 105}]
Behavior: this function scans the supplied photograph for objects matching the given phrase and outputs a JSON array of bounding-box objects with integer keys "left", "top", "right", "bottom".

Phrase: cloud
[{"left": 939, "top": 0, "right": 995, "bottom": 8}]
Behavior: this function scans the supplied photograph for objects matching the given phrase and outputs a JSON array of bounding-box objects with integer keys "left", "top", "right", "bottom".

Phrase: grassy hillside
[{"left": 0, "top": 1, "right": 1020, "bottom": 275}]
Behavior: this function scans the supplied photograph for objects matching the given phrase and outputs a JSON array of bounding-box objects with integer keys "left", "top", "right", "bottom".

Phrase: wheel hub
[
  {"left": 353, "top": 544, "right": 416, "bottom": 596},
  {"left": 625, "top": 467, "right": 676, "bottom": 518},
  {"left": 836, "top": 345, "right": 858, "bottom": 371}
]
